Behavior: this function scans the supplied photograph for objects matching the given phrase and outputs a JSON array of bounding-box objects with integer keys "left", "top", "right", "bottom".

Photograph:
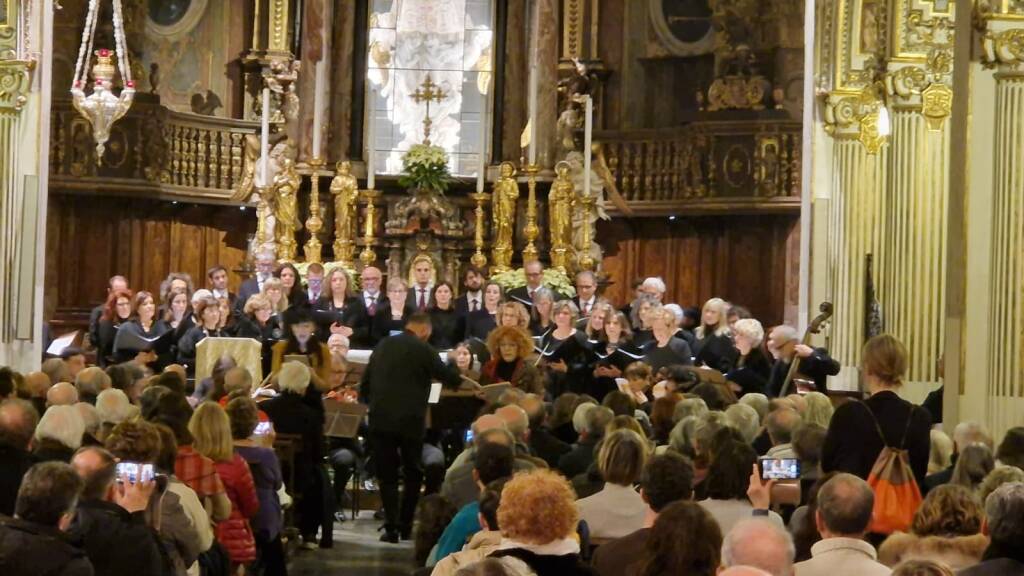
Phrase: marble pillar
[
  {"left": 329, "top": 0, "right": 356, "bottom": 161},
  {"left": 534, "top": 0, "right": 560, "bottom": 169}
]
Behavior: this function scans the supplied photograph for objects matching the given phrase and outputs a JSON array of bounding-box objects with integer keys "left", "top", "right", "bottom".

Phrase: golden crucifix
[{"left": 411, "top": 74, "right": 446, "bottom": 145}]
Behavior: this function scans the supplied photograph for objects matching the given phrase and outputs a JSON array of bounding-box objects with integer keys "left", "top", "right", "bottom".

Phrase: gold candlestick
[
  {"left": 303, "top": 157, "right": 325, "bottom": 263},
  {"left": 578, "top": 193, "right": 596, "bottom": 271},
  {"left": 255, "top": 186, "right": 271, "bottom": 249},
  {"left": 521, "top": 163, "right": 540, "bottom": 263},
  {"left": 469, "top": 192, "right": 489, "bottom": 269},
  {"left": 359, "top": 188, "right": 381, "bottom": 267}
]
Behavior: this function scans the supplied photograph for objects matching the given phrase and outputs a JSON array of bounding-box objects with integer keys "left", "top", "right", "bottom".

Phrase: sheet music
[
  {"left": 46, "top": 331, "right": 78, "bottom": 356},
  {"left": 428, "top": 382, "right": 443, "bottom": 404}
]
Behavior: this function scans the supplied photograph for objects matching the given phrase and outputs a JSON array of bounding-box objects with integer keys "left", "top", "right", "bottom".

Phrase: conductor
[{"left": 361, "top": 312, "right": 461, "bottom": 542}]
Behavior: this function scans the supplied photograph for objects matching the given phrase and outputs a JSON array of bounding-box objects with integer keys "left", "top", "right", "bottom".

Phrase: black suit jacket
[
  {"left": 766, "top": 347, "right": 840, "bottom": 397},
  {"left": 507, "top": 285, "right": 567, "bottom": 308},
  {"left": 237, "top": 278, "right": 261, "bottom": 312},
  {"left": 348, "top": 293, "right": 389, "bottom": 347},
  {"left": 407, "top": 285, "right": 434, "bottom": 311},
  {"left": 464, "top": 309, "right": 498, "bottom": 341},
  {"left": 529, "top": 427, "right": 571, "bottom": 469},
  {"left": 312, "top": 296, "right": 367, "bottom": 344},
  {"left": 370, "top": 305, "right": 416, "bottom": 345},
  {"left": 454, "top": 292, "right": 484, "bottom": 317},
  {"left": 557, "top": 436, "right": 599, "bottom": 479},
  {"left": 360, "top": 332, "right": 460, "bottom": 433},
  {"left": 821, "top": 390, "right": 933, "bottom": 489}
]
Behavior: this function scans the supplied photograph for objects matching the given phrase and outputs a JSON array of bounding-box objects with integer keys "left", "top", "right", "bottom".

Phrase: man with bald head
[
  {"left": 794, "top": 474, "right": 889, "bottom": 576},
  {"left": 765, "top": 325, "right": 839, "bottom": 397},
  {"left": 519, "top": 394, "right": 570, "bottom": 467},
  {"left": 441, "top": 415, "right": 534, "bottom": 510},
  {"left": 75, "top": 366, "right": 111, "bottom": 405},
  {"left": 0, "top": 399, "right": 40, "bottom": 515},
  {"left": 47, "top": 382, "right": 79, "bottom": 407},
  {"left": 40, "top": 359, "right": 72, "bottom": 391},
  {"left": 721, "top": 518, "right": 796, "bottom": 576}
]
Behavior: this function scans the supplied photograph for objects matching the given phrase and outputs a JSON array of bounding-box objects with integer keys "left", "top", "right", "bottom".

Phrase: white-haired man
[
  {"left": 74, "top": 367, "right": 111, "bottom": 405},
  {"left": 47, "top": 382, "right": 79, "bottom": 407},
  {"left": 721, "top": 518, "right": 796, "bottom": 576},
  {"left": 237, "top": 251, "right": 275, "bottom": 312},
  {"left": 765, "top": 325, "right": 839, "bottom": 397},
  {"left": 33, "top": 406, "right": 85, "bottom": 463},
  {"left": 640, "top": 277, "right": 667, "bottom": 302}
]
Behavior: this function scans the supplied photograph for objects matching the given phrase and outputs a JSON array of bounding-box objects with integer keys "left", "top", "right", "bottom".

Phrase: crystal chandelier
[{"left": 70, "top": 0, "right": 136, "bottom": 162}]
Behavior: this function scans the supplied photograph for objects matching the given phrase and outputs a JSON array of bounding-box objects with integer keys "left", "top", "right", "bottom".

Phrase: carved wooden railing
[
  {"left": 50, "top": 95, "right": 259, "bottom": 202},
  {"left": 594, "top": 119, "right": 803, "bottom": 215}
]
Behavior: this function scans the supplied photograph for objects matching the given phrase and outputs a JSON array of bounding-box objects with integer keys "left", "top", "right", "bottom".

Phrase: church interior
[{"left": 1, "top": 0, "right": 1024, "bottom": 574}]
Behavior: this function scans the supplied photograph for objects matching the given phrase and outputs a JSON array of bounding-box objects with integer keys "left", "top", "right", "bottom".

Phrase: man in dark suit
[
  {"left": 506, "top": 260, "right": 564, "bottom": 308},
  {"left": 454, "top": 265, "right": 485, "bottom": 317},
  {"left": 407, "top": 257, "right": 435, "bottom": 312},
  {"left": 571, "top": 270, "right": 598, "bottom": 319},
  {"left": 765, "top": 324, "right": 840, "bottom": 397},
  {"left": 361, "top": 313, "right": 461, "bottom": 542},
  {"left": 347, "top": 266, "right": 387, "bottom": 348},
  {"left": 304, "top": 263, "right": 325, "bottom": 305},
  {"left": 236, "top": 251, "right": 276, "bottom": 313},
  {"left": 206, "top": 265, "right": 237, "bottom": 308},
  {"left": 89, "top": 275, "right": 128, "bottom": 350},
  {"left": 557, "top": 405, "right": 613, "bottom": 478},
  {"left": 0, "top": 399, "right": 39, "bottom": 517}
]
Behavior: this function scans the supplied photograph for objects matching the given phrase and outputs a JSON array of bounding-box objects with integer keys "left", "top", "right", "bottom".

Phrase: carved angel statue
[
  {"left": 273, "top": 157, "right": 303, "bottom": 262},
  {"left": 330, "top": 161, "right": 360, "bottom": 262},
  {"left": 563, "top": 150, "right": 610, "bottom": 270},
  {"left": 549, "top": 161, "right": 575, "bottom": 270},
  {"left": 234, "top": 137, "right": 296, "bottom": 202},
  {"left": 491, "top": 162, "right": 519, "bottom": 271},
  {"left": 266, "top": 58, "right": 301, "bottom": 123}
]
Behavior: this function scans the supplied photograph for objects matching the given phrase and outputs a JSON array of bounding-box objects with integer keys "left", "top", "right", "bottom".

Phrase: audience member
[
  {"left": 442, "top": 426, "right": 526, "bottom": 510},
  {"left": 68, "top": 446, "right": 165, "bottom": 575},
  {"left": 793, "top": 473, "right": 890, "bottom": 576},
  {"left": 891, "top": 560, "right": 955, "bottom": 576},
  {"left": 878, "top": 484, "right": 987, "bottom": 570},
  {"left": 959, "top": 482, "right": 1024, "bottom": 576},
  {"left": 765, "top": 408, "right": 801, "bottom": 460},
  {"left": 634, "top": 500, "right": 722, "bottom": 576},
  {"left": 41, "top": 358, "right": 73, "bottom": 389},
  {"left": 977, "top": 465, "right": 1024, "bottom": 504},
  {"left": 151, "top": 422, "right": 212, "bottom": 576},
  {"left": 726, "top": 403, "right": 761, "bottom": 445},
  {"left": 47, "top": 382, "right": 79, "bottom": 407},
  {"left": 699, "top": 436, "right": 783, "bottom": 534},
  {"left": 33, "top": 405, "right": 84, "bottom": 462},
  {"left": 592, "top": 452, "right": 695, "bottom": 576},
  {"left": 929, "top": 429, "right": 954, "bottom": 475},
  {"left": 721, "top": 518, "right": 796, "bottom": 576},
  {"left": 0, "top": 399, "right": 39, "bottom": 516},
  {"left": 927, "top": 422, "right": 993, "bottom": 493},
  {"left": 94, "top": 388, "right": 137, "bottom": 441},
  {"left": 558, "top": 406, "right": 613, "bottom": 478},
  {"left": 950, "top": 444, "right": 995, "bottom": 494},
  {"left": 75, "top": 367, "right": 112, "bottom": 406},
  {"left": 577, "top": 429, "right": 649, "bottom": 539},
  {"left": 431, "top": 479, "right": 507, "bottom": 576},
  {"left": 0, "top": 462, "right": 91, "bottom": 576},
  {"left": 520, "top": 394, "right": 570, "bottom": 468},
  {"left": 995, "top": 427, "right": 1024, "bottom": 469},
  {"left": 489, "top": 469, "right": 593, "bottom": 575},
  {"left": 800, "top": 392, "right": 834, "bottom": 428}
]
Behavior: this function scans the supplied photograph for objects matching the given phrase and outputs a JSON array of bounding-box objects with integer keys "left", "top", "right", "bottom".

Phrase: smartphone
[
  {"left": 116, "top": 462, "right": 155, "bottom": 484},
  {"left": 464, "top": 429, "right": 474, "bottom": 444},
  {"left": 759, "top": 457, "right": 801, "bottom": 480},
  {"left": 253, "top": 421, "right": 273, "bottom": 436}
]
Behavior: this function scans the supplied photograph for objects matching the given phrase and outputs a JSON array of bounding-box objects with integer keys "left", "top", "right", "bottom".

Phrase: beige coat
[
  {"left": 430, "top": 530, "right": 503, "bottom": 576},
  {"left": 877, "top": 532, "right": 989, "bottom": 571},
  {"left": 795, "top": 537, "right": 891, "bottom": 576}
]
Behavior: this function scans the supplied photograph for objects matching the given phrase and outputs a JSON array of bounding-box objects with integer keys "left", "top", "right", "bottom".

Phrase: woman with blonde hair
[
  {"left": 726, "top": 317, "right": 772, "bottom": 396},
  {"left": 576, "top": 428, "right": 650, "bottom": 539},
  {"left": 538, "top": 300, "right": 592, "bottom": 397},
  {"left": 822, "top": 333, "right": 932, "bottom": 489},
  {"left": 643, "top": 308, "right": 694, "bottom": 373},
  {"left": 928, "top": 429, "right": 955, "bottom": 475},
  {"left": 878, "top": 484, "right": 988, "bottom": 570},
  {"left": 692, "top": 297, "right": 738, "bottom": 373},
  {"left": 260, "top": 277, "right": 288, "bottom": 315},
  {"left": 801, "top": 391, "right": 835, "bottom": 428},
  {"left": 479, "top": 326, "right": 544, "bottom": 395},
  {"left": 490, "top": 469, "right": 592, "bottom": 575},
  {"left": 189, "top": 402, "right": 260, "bottom": 570},
  {"left": 497, "top": 301, "right": 531, "bottom": 331},
  {"left": 314, "top": 266, "right": 364, "bottom": 343}
]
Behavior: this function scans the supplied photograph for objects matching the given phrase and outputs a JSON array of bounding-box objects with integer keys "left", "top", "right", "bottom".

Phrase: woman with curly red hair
[{"left": 479, "top": 326, "right": 544, "bottom": 396}]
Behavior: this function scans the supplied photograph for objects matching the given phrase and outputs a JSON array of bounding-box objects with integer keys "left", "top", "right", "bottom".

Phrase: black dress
[
  {"left": 370, "top": 306, "right": 415, "bottom": 345},
  {"left": 529, "top": 319, "right": 554, "bottom": 338},
  {"left": 726, "top": 346, "right": 773, "bottom": 397},
  {"left": 428, "top": 307, "right": 463, "bottom": 350},
  {"left": 539, "top": 330, "right": 593, "bottom": 398},
  {"left": 693, "top": 332, "right": 739, "bottom": 373},
  {"left": 176, "top": 326, "right": 224, "bottom": 373},
  {"left": 312, "top": 296, "right": 367, "bottom": 344},
  {"left": 464, "top": 309, "right": 498, "bottom": 342},
  {"left": 96, "top": 318, "right": 128, "bottom": 368},
  {"left": 233, "top": 314, "right": 283, "bottom": 378},
  {"left": 113, "top": 319, "right": 171, "bottom": 368},
  {"left": 643, "top": 336, "right": 694, "bottom": 373},
  {"left": 590, "top": 340, "right": 647, "bottom": 400}
]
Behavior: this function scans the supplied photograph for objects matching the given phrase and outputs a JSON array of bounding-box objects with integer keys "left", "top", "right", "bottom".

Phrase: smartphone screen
[
  {"left": 464, "top": 429, "right": 474, "bottom": 444},
  {"left": 759, "top": 457, "right": 801, "bottom": 480},
  {"left": 116, "top": 462, "right": 155, "bottom": 484},
  {"left": 254, "top": 421, "right": 272, "bottom": 436}
]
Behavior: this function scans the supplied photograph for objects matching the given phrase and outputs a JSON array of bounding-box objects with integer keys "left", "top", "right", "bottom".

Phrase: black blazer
[
  {"left": 407, "top": 285, "right": 434, "bottom": 311},
  {"left": 360, "top": 332, "right": 461, "bottom": 433},
  {"left": 428, "top": 307, "right": 464, "bottom": 350},
  {"left": 643, "top": 336, "right": 694, "bottom": 373},
  {"left": 464, "top": 309, "right": 498, "bottom": 341},
  {"left": 821, "top": 390, "right": 933, "bottom": 489},
  {"left": 507, "top": 285, "right": 567, "bottom": 308},
  {"left": 693, "top": 332, "right": 739, "bottom": 373},
  {"left": 454, "top": 292, "right": 484, "bottom": 317},
  {"left": 370, "top": 305, "right": 416, "bottom": 345},
  {"left": 348, "top": 293, "right": 389, "bottom": 347},
  {"left": 765, "top": 347, "right": 840, "bottom": 397},
  {"left": 312, "top": 296, "right": 366, "bottom": 342},
  {"left": 726, "top": 347, "right": 773, "bottom": 397}
]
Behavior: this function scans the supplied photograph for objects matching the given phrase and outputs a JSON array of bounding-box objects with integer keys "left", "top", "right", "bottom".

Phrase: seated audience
[
  {"left": 793, "top": 473, "right": 890, "bottom": 576},
  {"left": 431, "top": 479, "right": 507, "bottom": 576},
  {"left": 0, "top": 399, "right": 39, "bottom": 516},
  {"left": 41, "top": 358, "right": 73, "bottom": 390},
  {"left": 443, "top": 424, "right": 530, "bottom": 510},
  {"left": 519, "top": 394, "right": 570, "bottom": 468},
  {"left": 489, "top": 469, "right": 594, "bottom": 575},
  {"left": 189, "top": 402, "right": 259, "bottom": 570},
  {"left": 592, "top": 452, "right": 695, "bottom": 576},
  {"left": 765, "top": 408, "right": 802, "bottom": 460},
  {"left": 47, "top": 382, "right": 79, "bottom": 407},
  {"left": 95, "top": 388, "right": 137, "bottom": 441},
  {"left": 891, "top": 560, "right": 955, "bottom": 576},
  {"left": 996, "top": 427, "right": 1024, "bottom": 469},
  {"left": 433, "top": 442, "right": 514, "bottom": 563},
  {"left": 69, "top": 446, "right": 165, "bottom": 575},
  {"left": 75, "top": 367, "right": 111, "bottom": 405},
  {"left": 33, "top": 405, "right": 84, "bottom": 463},
  {"left": 959, "top": 481, "right": 1024, "bottom": 576},
  {"left": 822, "top": 334, "right": 931, "bottom": 489},
  {"left": 698, "top": 435, "right": 783, "bottom": 534},
  {"left": 720, "top": 518, "right": 796, "bottom": 576},
  {"left": 928, "top": 429, "right": 954, "bottom": 476},
  {"left": 633, "top": 500, "right": 722, "bottom": 576},
  {"left": 950, "top": 444, "right": 995, "bottom": 494},
  {"left": 977, "top": 465, "right": 1024, "bottom": 504},
  {"left": 558, "top": 406, "right": 614, "bottom": 479},
  {"left": 577, "top": 429, "right": 649, "bottom": 539},
  {"left": 725, "top": 403, "right": 761, "bottom": 445},
  {"left": 151, "top": 423, "right": 212, "bottom": 576},
  {"left": 878, "top": 484, "right": 988, "bottom": 570},
  {"left": 926, "top": 422, "right": 992, "bottom": 493},
  {"left": 0, "top": 462, "right": 91, "bottom": 576}
]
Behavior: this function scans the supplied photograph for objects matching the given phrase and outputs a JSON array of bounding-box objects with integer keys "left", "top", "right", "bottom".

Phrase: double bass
[{"left": 779, "top": 302, "right": 834, "bottom": 397}]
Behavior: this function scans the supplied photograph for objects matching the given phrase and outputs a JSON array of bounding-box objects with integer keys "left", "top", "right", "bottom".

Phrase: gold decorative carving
[
  {"left": 304, "top": 157, "right": 325, "bottom": 264},
  {"left": 0, "top": 58, "right": 32, "bottom": 113},
  {"left": 273, "top": 157, "right": 302, "bottom": 262},
  {"left": 707, "top": 75, "right": 768, "bottom": 111},
  {"left": 491, "top": 162, "right": 518, "bottom": 272},
  {"left": 359, "top": 189, "right": 382, "bottom": 267},
  {"left": 921, "top": 82, "right": 953, "bottom": 130},
  {"left": 330, "top": 161, "right": 359, "bottom": 266},
  {"left": 521, "top": 163, "right": 540, "bottom": 264},
  {"left": 548, "top": 161, "right": 574, "bottom": 273},
  {"left": 469, "top": 192, "right": 489, "bottom": 269}
]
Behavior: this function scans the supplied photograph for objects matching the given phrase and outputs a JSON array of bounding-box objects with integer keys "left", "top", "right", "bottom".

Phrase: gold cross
[{"left": 411, "top": 74, "right": 446, "bottom": 145}]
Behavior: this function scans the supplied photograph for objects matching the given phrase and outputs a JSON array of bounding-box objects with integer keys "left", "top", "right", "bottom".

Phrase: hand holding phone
[{"left": 759, "top": 457, "right": 801, "bottom": 480}]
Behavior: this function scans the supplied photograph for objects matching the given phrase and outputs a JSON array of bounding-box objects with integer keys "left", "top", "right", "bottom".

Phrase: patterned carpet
[{"left": 288, "top": 512, "right": 417, "bottom": 576}]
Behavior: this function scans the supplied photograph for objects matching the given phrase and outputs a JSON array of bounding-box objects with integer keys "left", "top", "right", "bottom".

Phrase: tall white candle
[
  {"left": 477, "top": 79, "right": 490, "bottom": 193},
  {"left": 261, "top": 87, "right": 270, "bottom": 186},
  {"left": 528, "top": 66, "right": 537, "bottom": 165},
  {"left": 366, "top": 90, "right": 376, "bottom": 189},
  {"left": 312, "top": 59, "right": 325, "bottom": 159},
  {"left": 583, "top": 96, "right": 593, "bottom": 197}
]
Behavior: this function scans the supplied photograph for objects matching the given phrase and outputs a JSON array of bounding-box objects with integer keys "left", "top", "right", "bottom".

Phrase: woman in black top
[
  {"left": 464, "top": 281, "right": 503, "bottom": 342},
  {"left": 313, "top": 267, "right": 365, "bottom": 344},
  {"left": 539, "top": 300, "right": 592, "bottom": 398},
  {"left": 529, "top": 287, "right": 556, "bottom": 337},
  {"left": 822, "top": 334, "right": 932, "bottom": 489},
  {"left": 371, "top": 278, "right": 415, "bottom": 344},
  {"left": 428, "top": 281, "right": 462, "bottom": 350},
  {"left": 97, "top": 288, "right": 134, "bottom": 367},
  {"left": 644, "top": 308, "right": 694, "bottom": 373},
  {"left": 114, "top": 290, "right": 169, "bottom": 368},
  {"left": 692, "top": 297, "right": 738, "bottom": 373},
  {"left": 725, "top": 318, "right": 773, "bottom": 397},
  {"left": 629, "top": 296, "right": 658, "bottom": 347},
  {"left": 234, "top": 293, "right": 283, "bottom": 377},
  {"left": 176, "top": 296, "right": 224, "bottom": 373}
]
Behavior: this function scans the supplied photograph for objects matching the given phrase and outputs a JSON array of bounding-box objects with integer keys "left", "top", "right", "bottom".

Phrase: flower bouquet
[
  {"left": 490, "top": 267, "right": 577, "bottom": 298},
  {"left": 399, "top": 143, "right": 451, "bottom": 193}
]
